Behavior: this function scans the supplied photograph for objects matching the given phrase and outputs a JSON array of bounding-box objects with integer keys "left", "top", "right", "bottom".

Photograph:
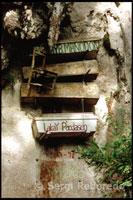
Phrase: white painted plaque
[{"left": 32, "top": 113, "right": 98, "bottom": 139}]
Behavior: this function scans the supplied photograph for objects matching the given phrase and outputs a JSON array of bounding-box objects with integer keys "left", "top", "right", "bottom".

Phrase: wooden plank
[
  {"left": 22, "top": 60, "right": 99, "bottom": 80},
  {"left": 20, "top": 82, "right": 99, "bottom": 103},
  {"left": 56, "top": 37, "right": 103, "bottom": 44},
  {"left": 45, "top": 60, "right": 99, "bottom": 76}
]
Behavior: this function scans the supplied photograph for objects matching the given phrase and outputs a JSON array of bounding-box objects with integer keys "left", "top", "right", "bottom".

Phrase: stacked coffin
[{"left": 20, "top": 37, "right": 101, "bottom": 140}]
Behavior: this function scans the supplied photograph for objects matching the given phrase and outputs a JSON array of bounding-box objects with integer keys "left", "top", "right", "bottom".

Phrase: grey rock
[
  {"left": 3, "top": 6, "right": 48, "bottom": 40},
  {"left": 1, "top": 47, "right": 9, "bottom": 70}
]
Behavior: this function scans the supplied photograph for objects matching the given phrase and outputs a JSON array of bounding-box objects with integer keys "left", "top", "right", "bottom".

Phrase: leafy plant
[{"left": 74, "top": 108, "right": 132, "bottom": 198}]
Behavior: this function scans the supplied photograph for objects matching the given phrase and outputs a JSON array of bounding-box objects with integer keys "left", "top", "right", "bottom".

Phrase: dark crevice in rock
[
  {"left": 103, "top": 32, "right": 124, "bottom": 67},
  {"left": 103, "top": 34, "right": 116, "bottom": 57},
  {"left": 59, "top": 14, "right": 71, "bottom": 40}
]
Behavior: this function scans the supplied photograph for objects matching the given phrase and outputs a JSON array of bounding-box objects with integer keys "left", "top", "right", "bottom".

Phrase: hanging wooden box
[
  {"left": 49, "top": 38, "right": 101, "bottom": 54},
  {"left": 20, "top": 82, "right": 99, "bottom": 105},
  {"left": 32, "top": 112, "right": 98, "bottom": 140},
  {"left": 22, "top": 60, "right": 99, "bottom": 80},
  {"left": 46, "top": 38, "right": 102, "bottom": 63}
]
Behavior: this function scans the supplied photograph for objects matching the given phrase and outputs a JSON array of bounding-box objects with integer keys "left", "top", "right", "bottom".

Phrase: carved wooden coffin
[
  {"left": 46, "top": 38, "right": 102, "bottom": 62},
  {"left": 49, "top": 38, "right": 101, "bottom": 54},
  {"left": 32, "top": 112, "right": 98, "bottom": 140}
]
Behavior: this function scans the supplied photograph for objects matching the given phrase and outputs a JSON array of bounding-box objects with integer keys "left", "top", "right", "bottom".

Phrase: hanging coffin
[
  {"left": 22, "top": 60, "right": 99, "bottom": 80},
  {"left": 49, "top": 38, "right": 101, "bottom": 54},
  {"left": 20, "top": 82, "right": 99, "bottom": 105},
  {"left": 32, "top": 112, "right": 98, "bottom": 140},
  {"left": 47, "top": 37, "right": 102, "bottom": 63}
]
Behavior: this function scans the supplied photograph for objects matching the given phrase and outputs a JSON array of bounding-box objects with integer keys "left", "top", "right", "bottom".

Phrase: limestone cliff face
[
  {"left": 59, "top": 2, "right": 131, "bottom": 145},
  {"left": 1, "top": 2, "right": 131, "bottom": 145},
  {"left": 1, "top": 2, "right": 132, "bottom": 198}
]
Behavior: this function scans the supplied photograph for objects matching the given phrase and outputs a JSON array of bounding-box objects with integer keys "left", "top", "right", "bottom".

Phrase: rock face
[
  {"left": 55, "top": 2, "right": 131, "bottom": 145},
  {"left": 2, "top": 2, "right": 72, "bottom": 45},
  {"left": 1, "top": 2, "right": 131, "bottom": 198},
  {"left": 3, "top": 6, "right": 48, "bottom": 40},
  {"left": 47, "top": 2, "right": 66, "bottom": 47},
  {"left": 1, "top": 46, "right": 9, "bottom": 70}
]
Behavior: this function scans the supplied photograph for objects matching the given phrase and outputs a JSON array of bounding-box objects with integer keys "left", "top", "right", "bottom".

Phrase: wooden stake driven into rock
[{"left": 26, "top": 47, "right": 37, "bottom": 95}]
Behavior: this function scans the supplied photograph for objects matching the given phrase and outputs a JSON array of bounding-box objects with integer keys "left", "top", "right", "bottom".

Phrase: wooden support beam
[{"left": 26, "top": 47, "right": 36, "bottom": 95}]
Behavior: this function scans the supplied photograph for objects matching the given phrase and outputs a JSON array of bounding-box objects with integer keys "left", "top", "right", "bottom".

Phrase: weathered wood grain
[
  {"left": 22, "top": 60, "right": 99, "bottom": 79},
  {"left": 20, "top": 82, "right": 99, "bottom": 105},
  {"left": 56, "top": 37, "right": 102, "bottom": 44}
]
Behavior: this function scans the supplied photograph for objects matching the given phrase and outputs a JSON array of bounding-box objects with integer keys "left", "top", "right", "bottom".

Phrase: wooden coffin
[
  {"left": 46, "top": 38, "right": 102, "bottom": 63},
  {"left": 22, "top": 60, "right": 99, "bottom": 80},
  {"left": 49, "top": 38, "right": 101, "bottom": 54},
  {"left": 32, "top": 112, "right": 98, "bottom": 140},
  {"left": 23, "top": 38, "right": 102, "bottom": 65},
  {"left": 20, "top": 82, "right": 99, "bottom": 105}
]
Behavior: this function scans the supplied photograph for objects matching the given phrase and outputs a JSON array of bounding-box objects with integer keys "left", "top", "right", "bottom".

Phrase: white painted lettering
[
  {"left": 54, "top": 183, "right": 60, "bottom": 190},
  {"left": 48, "top": 182, "right": 54, "bottom": 190},
  {"left": 78, "top": 182, "right": 84, "bottom": 190},
  {"left": 84, "top": 184, "right": 90, "bottom": 190}
]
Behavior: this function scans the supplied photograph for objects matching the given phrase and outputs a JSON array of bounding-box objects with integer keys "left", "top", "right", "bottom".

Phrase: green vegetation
[
  {"left": 74, "top": 108, "right": 132, "bottom": 198},
  {"left": 103, "top": 33, "right": 110, "bottom": 41}
]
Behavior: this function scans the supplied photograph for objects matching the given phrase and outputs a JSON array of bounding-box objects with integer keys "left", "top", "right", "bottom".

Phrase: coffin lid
[{"left": 33, "top": 112, "right": 98, "bottom": 121}]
